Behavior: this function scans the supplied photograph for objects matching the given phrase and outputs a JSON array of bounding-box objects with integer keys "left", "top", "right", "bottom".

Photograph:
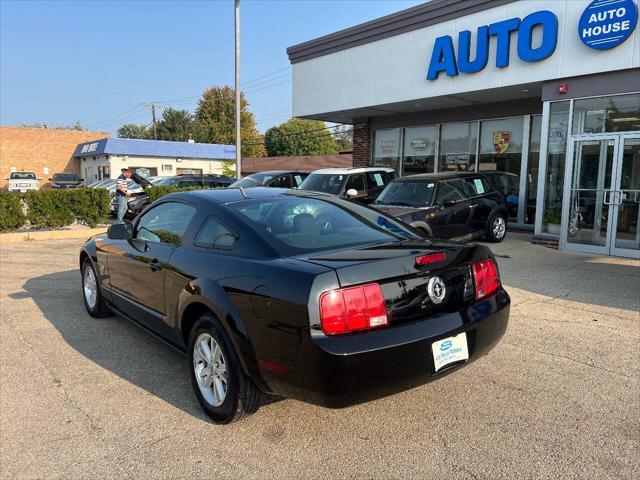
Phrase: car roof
[
  {"left": 395, "top": 171, "right": 484, "bottom": 182},
  {"left": 479, "top": 170, "right": 518, "bottom": 177},
  {"left": 310, "top": 167, "right": 395, "bottom": 175},
  {"left": 248, "top": 170, "right": 304, "bottom": 176},
  {"left": 186, "top": 187, "right": 329, "bottom": 205}
]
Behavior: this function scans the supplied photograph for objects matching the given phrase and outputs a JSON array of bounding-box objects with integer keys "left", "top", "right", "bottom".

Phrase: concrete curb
[{"left": 0, "top": 227, "right": 107, "bottom": 244}]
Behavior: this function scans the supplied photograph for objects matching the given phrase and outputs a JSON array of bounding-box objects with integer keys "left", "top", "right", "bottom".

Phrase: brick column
[{"left": 352, "top": 120, "right": 371, "bottom": 167}]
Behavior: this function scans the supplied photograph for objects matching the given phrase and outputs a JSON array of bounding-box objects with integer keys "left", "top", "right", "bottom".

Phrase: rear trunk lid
[{"left": 299, "top": 240, "right": 482, "bottom": 324}]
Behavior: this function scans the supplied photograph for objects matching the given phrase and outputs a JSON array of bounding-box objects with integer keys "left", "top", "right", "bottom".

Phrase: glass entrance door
[
  {"left": 610, "top": 135, "right": 640, "bottom": 258},
  {"left": 562, "top": 134, "right": 640, "bottom": 258}
]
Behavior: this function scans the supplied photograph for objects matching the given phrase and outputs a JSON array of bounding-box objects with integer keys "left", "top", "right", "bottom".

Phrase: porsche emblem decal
[{"left": 493, "top": 131, "right": 510, "bottom": 154}]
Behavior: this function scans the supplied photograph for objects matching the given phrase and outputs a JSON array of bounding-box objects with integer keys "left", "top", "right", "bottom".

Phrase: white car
[{"left": 6, "top": 171, "right": 40, "bottom": 192}]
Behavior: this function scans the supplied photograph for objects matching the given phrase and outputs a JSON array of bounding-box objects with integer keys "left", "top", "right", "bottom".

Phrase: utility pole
[
  {"left": 234, "top": 0, "right": 241, "bottom": 178},
  {"left": 141, "top": 103, "right": 159, "bottom": 140}
]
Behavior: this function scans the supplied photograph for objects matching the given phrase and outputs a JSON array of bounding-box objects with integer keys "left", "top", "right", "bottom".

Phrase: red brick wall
[
  {"left": 0, "top": 127, "right": 109, "bottom": 189},
  {"left": 352, "top": 120, "right": 371, "bottom": 167}
]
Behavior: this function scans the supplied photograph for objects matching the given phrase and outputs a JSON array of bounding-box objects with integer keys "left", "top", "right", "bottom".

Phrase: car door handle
[
  {"left": 149, "top": 260, "right": 162, "bottom": 272},
  {"left": 469, "top": 204, "right": 478, "bottom": 209}
]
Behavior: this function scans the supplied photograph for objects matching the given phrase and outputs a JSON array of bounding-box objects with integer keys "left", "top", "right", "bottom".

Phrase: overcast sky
[{"left": 0, "top": 0, "right": 423, "bottom": 135}]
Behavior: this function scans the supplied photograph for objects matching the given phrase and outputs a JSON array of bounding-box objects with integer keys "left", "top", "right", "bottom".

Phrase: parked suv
[
  {"left": 298, "top": 167, "right": 396, "bottom": 203},
  {"left": 372, "top": 172, "right": 509, "bottom": 242},
  {"left": 6, "top": 171, "right": 40, "bottom": 192},
  {"left": 49, "top": 172, "right": 84, "bottom": 189},
  {"left": 231, "top": 170, "right": 308, "bottom": 189}
]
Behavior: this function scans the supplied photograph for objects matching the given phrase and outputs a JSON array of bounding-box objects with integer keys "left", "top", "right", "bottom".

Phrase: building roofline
[{"left": 287, "top": 0, "right": 518, "bottom": 64}]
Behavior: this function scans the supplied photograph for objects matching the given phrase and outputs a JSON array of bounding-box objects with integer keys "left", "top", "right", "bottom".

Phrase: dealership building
[
  {"left": 288, "top": 0, "right": 640, "bottom": 258},
  {"left": 73, "top": 137, "right": 236, "bottom": 183}
]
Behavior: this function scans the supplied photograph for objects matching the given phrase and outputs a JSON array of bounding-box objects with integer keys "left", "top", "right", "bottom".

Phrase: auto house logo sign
[
  {"left": 410, "top": 138, "right": 431, "bottom": 150},
  {"left": 579, "top": 0, "right": 638, "bottom": 50}
]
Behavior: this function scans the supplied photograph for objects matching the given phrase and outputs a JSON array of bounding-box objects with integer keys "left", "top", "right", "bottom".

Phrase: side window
[
  {"left": 195, "top": 216, "right": 237, "bottom": 249},
  {"left": 462, "top": 177, "right": 489, "bottom": 197},
  {"left": 345, "top": 174, "right": 366, "bottom": 192},
  {"left": 435, "top": 181, "right": 466, "bottom": 203},
  {"left": 270, "top": 175, "right": 292, "bottom": 188},
  {"left": 135, "top": 202, "right": 196, "bottom": 246}
]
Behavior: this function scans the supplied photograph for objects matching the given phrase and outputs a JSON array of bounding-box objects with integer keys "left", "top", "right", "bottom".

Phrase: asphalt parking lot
[{"left": 1, "top": 234, "right": 638, "bottom": 479}]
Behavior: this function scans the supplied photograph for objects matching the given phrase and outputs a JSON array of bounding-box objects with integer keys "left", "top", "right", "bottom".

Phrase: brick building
[{"left": 0, "top": 126, "right": 109, "bottom": 189}]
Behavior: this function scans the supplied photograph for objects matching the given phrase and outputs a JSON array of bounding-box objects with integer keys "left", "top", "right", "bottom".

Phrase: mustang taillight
[
  {"left": 319, "top": 283, "right": 388, "bottom": 335},
  {"left": 472, "top": 259, "right": 499, "bottom": 300}
]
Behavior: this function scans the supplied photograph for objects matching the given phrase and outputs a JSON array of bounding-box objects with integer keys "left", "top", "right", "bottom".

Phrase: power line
[
  {"left": 241, "top": 66, "right": 291, "bottom": 87},
  {"left": 85, "top": 105, "right": 145, "bottom": 129},
  {"left": 244, "top": 78, "right": 291, "bottom": 94}
]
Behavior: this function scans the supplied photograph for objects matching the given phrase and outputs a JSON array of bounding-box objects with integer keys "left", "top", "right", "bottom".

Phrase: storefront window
[
  {"left": 403, "top": 126, "right": 436, "bottom": 176},
  {"left": 572, "top": 93, "right": 640, "bottom": 134},
  {"left": 478, "top": 117, "right": 524, "bottom": 221},
  {"left": 438, "top": 122, "right": 477, "bottom": 172},
  {"left": 525, "top": 115, "right": 542, "bottom": 225},
  {"left": 373, "top": 129, "right": 401, "bottom": 172},
  {"left": 542, "top": 102, "right": 570, "bottom": 234}
]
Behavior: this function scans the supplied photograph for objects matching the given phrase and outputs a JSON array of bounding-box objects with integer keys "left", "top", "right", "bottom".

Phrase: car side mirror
[
  {"left": 437, "top": 199, "right": 456, "bottom": 209},
  {"left": 80, "top": 178, "right": 84, "bottom": 182},
  {"left": 107, "top": 223, "right": 133, "bottom": 240},
  {"left": 346, "top": 188, "right": 358, "bottom": 197}
]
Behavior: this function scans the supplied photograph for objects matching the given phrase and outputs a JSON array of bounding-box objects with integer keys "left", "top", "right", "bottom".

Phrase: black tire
[
  {"left": 485, "top": 213, "right": 508, "bottom": 243},
  {"left": 188, "top": 313, "right": 261, "bottom": 424},
  {"left": 81, "top": 258, "right": 111, "bottom": 318}
]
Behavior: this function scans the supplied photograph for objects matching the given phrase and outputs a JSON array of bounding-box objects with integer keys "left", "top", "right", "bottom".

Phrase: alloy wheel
[
  {"left": 193, "top": 333, "right": 228, "bottom": 407},
  {"left": 83, "top": 265, "right": 98, "bottom": 309},
  {"left": 493, "top": 217, "right": 506, "bottom": 239}
]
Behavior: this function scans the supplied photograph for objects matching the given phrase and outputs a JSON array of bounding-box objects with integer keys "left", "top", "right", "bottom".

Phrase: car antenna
[{"left": 238, "top": 186, "right": 248, "bottom": 199}]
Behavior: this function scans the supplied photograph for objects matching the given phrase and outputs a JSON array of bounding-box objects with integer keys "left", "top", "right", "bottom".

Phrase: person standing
[{"left": 116, "top": 168, "right": 133, "bottom": 223}]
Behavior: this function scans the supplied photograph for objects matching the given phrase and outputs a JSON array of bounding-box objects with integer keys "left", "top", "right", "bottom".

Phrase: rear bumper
[{"left": 262, "top": 288, "right": 510, "bottom": 407}]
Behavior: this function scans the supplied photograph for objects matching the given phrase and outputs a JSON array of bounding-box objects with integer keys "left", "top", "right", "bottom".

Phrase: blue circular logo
[{"left": 579, "top": 0, "right": 638, "bottom": 50}]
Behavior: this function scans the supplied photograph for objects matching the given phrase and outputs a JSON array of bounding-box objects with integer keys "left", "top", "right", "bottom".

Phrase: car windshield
[
  {"left": 298, "top": 174, "right": 345, "bottom": 195},
  {"left": 10, "top": 172, "right": 36, "bottom": 180},
  {"left": 53, "top": 173, "right": 79, "bottom": 181},
  {"left": 231, "top": 173, "right": 273, "bottom": 188},
  {"left": 376, "top": 181, "right": 436, "bottom": 207},
  {"left": 228, "top": 195, "right": 419, "bottom": 255}
]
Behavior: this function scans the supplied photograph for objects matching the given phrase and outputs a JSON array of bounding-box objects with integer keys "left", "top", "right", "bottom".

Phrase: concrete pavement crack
[{"left": 502, "top": 341, "right": 635, "bottom": 380}]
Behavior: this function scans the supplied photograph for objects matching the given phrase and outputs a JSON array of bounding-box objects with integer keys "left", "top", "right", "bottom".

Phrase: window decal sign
[
  {"left": 445, "top": 154, "right": 470, "bottom": 166},
  {"left": 579, "top": 0, "right": 638, "bottom": 50}
]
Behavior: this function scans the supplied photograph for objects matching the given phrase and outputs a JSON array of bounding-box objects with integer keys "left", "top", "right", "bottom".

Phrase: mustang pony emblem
[{"left": 493, "top": 131, "right": 510, "bottom": 154}]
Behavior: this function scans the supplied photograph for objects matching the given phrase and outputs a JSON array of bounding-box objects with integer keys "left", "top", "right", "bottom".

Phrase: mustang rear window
[{"left": 229, "top": 196, "right": 418, "bottom": 254}]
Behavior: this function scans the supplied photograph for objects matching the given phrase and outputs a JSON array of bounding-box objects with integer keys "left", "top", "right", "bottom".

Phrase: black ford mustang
[{"left": 80, "top": 188, "right": 509, "bottom": 423}]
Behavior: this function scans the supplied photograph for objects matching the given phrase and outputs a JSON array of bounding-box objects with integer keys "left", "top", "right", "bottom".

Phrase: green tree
[
  {"left": 333, "top": 125, "right": 353, "bottom": 152},
  {"left": 221, "top": 160, "right": 236, "bottom": 178},
  {"left": 193, "top": 85, "right": 266, "bottom": 157},
  {"left": 156, "top": 108, "right": 193, "bottom": 141},
  {"left": 117, "top": 123, "right": 151, "bottom": 139},
  {"left": 264, "top": 118, "right": 340, "bottom": 156}
]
